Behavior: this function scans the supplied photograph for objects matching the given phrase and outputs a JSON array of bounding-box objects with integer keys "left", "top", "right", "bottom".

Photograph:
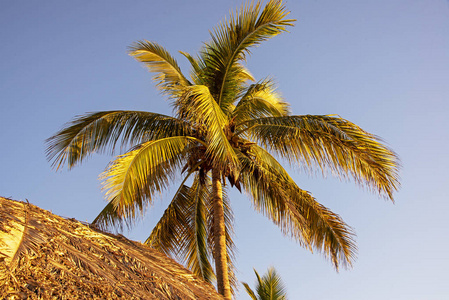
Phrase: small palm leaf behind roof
[{"left": 0, "top": 197, "right": 223, "bottom": 299}]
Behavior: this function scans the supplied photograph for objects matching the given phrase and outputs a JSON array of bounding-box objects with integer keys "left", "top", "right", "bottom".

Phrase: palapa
[{"left": 0, "top": 197, "right": 223, "bottom": 299}]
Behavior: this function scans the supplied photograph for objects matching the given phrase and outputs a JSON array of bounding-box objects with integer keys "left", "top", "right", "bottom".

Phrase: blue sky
[{"left": 1, "top": 0, "right": 448, "bottom": 299}]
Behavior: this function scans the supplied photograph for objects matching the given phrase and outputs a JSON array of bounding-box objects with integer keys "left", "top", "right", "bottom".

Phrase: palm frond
[
  {"left": 255, "top": 267, "right": 287, "bottom": 300},
  {"left": 176, "top": 85, "right": 240, "bottom": 173},
  {"left": 220, "top": 63, "right": 256, "bottom": 117},
  {"left": 129, "top": 41, "right": 190, "bottom": 97},
  {"left": 99, "top": 136, "right": 200, "bottom": 223},
  {"left": 236, "top": 64, "right": 255, "bottom": 83},
  {"left": 239, "top": 145, "right": 356, "bottom": 269},
  {"left": 202, "top": 0, "right": 294, "bottom": 111},
  {"left": 233, "top": 78, "right": 290, "bottom": 123},
  {"left": 179, "top": 175, "right": 215, "bottom": 284},
  {"left": 144, "top": 172, "right": 194, "bottom": 255},
  {"left": 179, "top": 51, "right": 206, "bottom": 86},
  {"left": 144, "top": 184, "right": 189, "bottom": 255},
  {"left": 92, "top": 201, "right": 125, "bottom": 230},
  {"left": 242, "top": 282, "right": 258, "bottom": 300},
  {"left": 146, "top": 174, "right": 215, "bottom": 284},
  {"left": 46, "top": 111, "right": 191, "bottom": 170},
  {"left": 239, "top": 115, "right": 400, "bottom": 200},
  {"left": 181, "top": 49, "right": 255, "bottom": 116}
]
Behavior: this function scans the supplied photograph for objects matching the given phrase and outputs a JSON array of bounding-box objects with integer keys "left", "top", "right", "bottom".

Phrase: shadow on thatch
[{"left": 0, "top": 197, "right": 223, "bottom": 299}]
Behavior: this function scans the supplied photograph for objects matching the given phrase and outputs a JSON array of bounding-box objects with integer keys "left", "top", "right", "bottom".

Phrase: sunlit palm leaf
[
  {"left": 220, "top": 63, "right": 256, "bottom": 117},
  {"left": 129, "top": 41, "right": 190, "bottom": 97},
  {"left": 233, "top": 79, "right": 290, "bottom": 123},
  {"left": 251, "top": 267, "right": 287, "bottom": 300},
  {"left": 176, "top": 85, "right": 240, "bottom": 173},
  {"left": 179, "top": 51, "right": 206, "bottom": 86},
  {"left": 145, "top": 174, "right": 215, "bottom": 283},
  {"left": 236, "top": 65, "right": 255, "bottom": 83},
  {"left": 46, "top": 111, "right": 191, "bottom": 170},
  {"left": 181, "top": 52, "right": 256, "bottom": 92},
  {"left": 179, "top": 175, "right": 215, "bottom": 283},
  {"left": 239, "top": 115, "right": 400, "bottom": 200},
  {"left": 242, "top": 282, "right": 258, "bottom": 300},
  {"left": 143, "top": 174, "right": 193, "bottom": 256},
  {"left": 99, "top": 136, "right": 200, "bottom": 221},
  {"left": 144, "top": 192, "right": 188, "bottom": 255},
  {"left": 203, "top": 0, "right": 294, "bottom": 111},
  {"left": 239, "top": 145, "right": 356, "bottom": 269},
  {"left": 92, "top": 201, "right": 124, "bottom": 230}
]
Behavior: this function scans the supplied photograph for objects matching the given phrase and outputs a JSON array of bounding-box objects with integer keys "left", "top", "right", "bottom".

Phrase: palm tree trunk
[{"left": 212, "top": 168, "right": 232, "bottom": 299}]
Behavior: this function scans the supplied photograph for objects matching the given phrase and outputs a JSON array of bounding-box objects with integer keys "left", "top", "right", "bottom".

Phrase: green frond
[
  {"left": 239, "top": 115, "right": 400, "bottom": 200},
  {"left": 233, "top": 79, "right": 290, "bottom": 123},
  {"left": 179, "top": 51, "right": 206, "bottom": 85},
  {"left": 220, "top": 63, "right": 256, "bottom": 117},
  {"left": 179, "top": 175, "right": 215, "bottom": 283},
  {"left": 256, "top": 267, "right": 287, "bottom": 300},
  {"left": 242, "top": 282, "right": 258, "bottom": 300},
  {"left": 99, "top": 136, "right": 200, "bottom": 221},
  {"left": 146, "top": 174, "right": 215, "bottom": 284},
  {"left": 236, "top": 64, "right": 255, "bottom": 82},
  {"left": 144, "top": 173, "right": 193, "bottom": 256},
  {"left": 46, "top": 110, "right": 191, "bottom": 170},
  {"left": 176, "top": 85, "right": 240, "bottom": 173},
  {"left": 129, "top": 41, "right": 190, "bottom": 97},
  {"left": 243, "top": 267, "right": 287, "bottom": 300},
  {"left": 238, "top": 145, "right": 356, "bottom": 269},
  {"left": 202, "top": 0, "right": 294, "bottom": 111},
  {"left": 92, "top": 201, "right": 125, "bottom": 231}
]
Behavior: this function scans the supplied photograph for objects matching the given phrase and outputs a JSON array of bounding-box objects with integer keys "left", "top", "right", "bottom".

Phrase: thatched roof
[{"left": 0, "top": 197, "right": 223, "bottom": 299}]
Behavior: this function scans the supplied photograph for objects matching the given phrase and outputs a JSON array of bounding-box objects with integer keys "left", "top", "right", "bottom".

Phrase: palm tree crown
[{"left": 46, "top": 1, "right": 400, "bottom": 298}]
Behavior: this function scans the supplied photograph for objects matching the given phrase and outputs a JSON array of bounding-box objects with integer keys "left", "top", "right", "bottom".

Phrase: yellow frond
[
  {"left": 130, "top": 41, "right": 190, "bottom": 97},
  {"left": 176, "top": 85, "right": 240, "bottom": 173},
  {"left": 238, "top": 115, "right": 400, "bottom": 200},
  {"left": 99, "top": 136, "right": 200, "bottom": 221},
  {"left": 238, "top": 146, "right": 357, "bottom": 269}
]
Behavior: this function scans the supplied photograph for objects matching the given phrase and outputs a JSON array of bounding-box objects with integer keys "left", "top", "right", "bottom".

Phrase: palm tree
[
  {"left": 242, "top": 267, "right": 288, "bottom": 300},
  {"left": 46, "top": 1, "right": 400, "bottom": 299}
]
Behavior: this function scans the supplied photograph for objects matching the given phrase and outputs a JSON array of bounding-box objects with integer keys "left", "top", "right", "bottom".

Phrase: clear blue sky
[{"left": 1, "top": 1, "right": 448, "bottom": 299}]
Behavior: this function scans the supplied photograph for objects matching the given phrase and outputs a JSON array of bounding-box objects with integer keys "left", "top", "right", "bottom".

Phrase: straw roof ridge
[{"left": 0, "top": 197, "right": 223, "bottom": 299}]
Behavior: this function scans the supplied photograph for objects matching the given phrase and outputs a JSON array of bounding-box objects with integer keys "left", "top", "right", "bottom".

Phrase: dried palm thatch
[{"left": 0, "top": 197, "right": 223, "bottom": 299}]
